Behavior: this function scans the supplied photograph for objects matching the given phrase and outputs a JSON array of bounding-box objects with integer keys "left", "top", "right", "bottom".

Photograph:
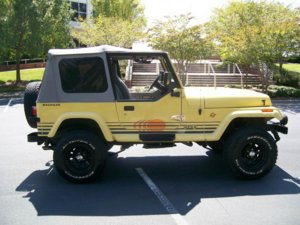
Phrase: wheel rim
[
  {"left": 63, "top": 143, "right": 95, "bottom": 176},
  {"left": 239, "top": 140, "right": 268, "bottom": 172}
]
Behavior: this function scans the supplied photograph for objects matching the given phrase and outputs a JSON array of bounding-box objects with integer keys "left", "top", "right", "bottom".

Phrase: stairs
[{"left": 130, "top": 62, "right": 262, "bottom": 87}]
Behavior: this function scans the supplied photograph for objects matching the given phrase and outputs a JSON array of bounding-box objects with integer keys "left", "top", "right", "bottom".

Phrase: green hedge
[{"left": 267, "top": 85, "right": 300, "bottom": 98}]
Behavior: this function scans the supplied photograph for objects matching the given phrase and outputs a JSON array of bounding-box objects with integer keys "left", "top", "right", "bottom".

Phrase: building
[{"left": 69, "top": 0, "right": 93, "bottom": 28}]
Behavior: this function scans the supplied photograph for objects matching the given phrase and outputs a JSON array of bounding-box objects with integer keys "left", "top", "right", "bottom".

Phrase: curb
[{"left": 0, "top": 92, "right": 24, "bottom": 99}]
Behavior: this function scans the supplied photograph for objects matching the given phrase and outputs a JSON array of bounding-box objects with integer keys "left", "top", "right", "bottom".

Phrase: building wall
[{"left": 69, "top": 0, "right": 93, "bottom": 28}]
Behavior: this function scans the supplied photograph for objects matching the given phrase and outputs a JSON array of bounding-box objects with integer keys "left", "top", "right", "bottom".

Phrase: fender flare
[{"left": 48, "top": 112, "right": 114, "bottom": 142}]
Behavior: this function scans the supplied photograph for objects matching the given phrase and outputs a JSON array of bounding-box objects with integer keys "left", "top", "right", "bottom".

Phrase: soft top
[{"left": 48, "top": 45, "right": 164, "bottom": 58}]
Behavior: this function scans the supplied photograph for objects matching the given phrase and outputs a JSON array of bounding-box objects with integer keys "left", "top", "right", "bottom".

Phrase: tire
[
  {"left": 224, "top": 127, "right": 277, "bottom": 179},
  {"left": 53, "top": 131, "right": 108, "bottom": 183},
  {"left": 24, "top": 81, "right": 41, "bottom": 128},
  {"left": 207, "top": 142, "right": 223, "bottom": 153}
]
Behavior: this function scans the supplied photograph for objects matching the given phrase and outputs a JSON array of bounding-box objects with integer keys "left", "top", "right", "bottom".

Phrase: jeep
[{"left": 24, "top": 45, "right": 288, "bottom": 183}]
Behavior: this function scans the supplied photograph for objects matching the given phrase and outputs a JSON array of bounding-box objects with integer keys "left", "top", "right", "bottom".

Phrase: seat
[
  {"left": 112, "top": 61, "right": 131, "bottom": 100},
  {"left": 115, "top": 75, "right": 131, "bottom": 99}
]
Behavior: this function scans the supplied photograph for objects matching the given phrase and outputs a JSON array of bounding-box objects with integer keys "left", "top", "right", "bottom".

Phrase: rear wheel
[
  {"left": 224, "top": 127, "right": 277, "bottom": 179},
  {"left": 53, "top": 131, "right": 107, "bottom": 183}
]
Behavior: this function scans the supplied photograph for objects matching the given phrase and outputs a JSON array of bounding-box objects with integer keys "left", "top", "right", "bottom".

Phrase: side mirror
[{"left": 171, "top": 89, "right": 181, "bottom": 97}]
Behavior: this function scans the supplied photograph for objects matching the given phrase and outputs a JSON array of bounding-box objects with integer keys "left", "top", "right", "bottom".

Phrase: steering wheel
[{"left": 148, "top": 71, "right": 168, "bottom": 93}]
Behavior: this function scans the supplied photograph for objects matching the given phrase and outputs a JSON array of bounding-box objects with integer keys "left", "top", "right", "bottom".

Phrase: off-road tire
[
  {"left": 207, "top": 142, "right": 223, "bottom": 153},
  {"left": 224, "top": 127, "right": 277, "bottom": 179},
  {"left": 24, "top": 81, "right": 41, "bottom": 128},
  {"left": 53, "top": 131, "right": 108, "bottom": 183}
]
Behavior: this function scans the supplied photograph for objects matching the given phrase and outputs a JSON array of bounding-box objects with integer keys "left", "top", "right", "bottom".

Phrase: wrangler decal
[{"left": 134, "top": 119, "right": 166, "bottom": 132}]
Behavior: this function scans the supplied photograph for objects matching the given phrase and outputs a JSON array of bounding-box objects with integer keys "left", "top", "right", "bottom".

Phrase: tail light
[{"left": 32, "top": 106, "right": 37, "bottom": 116}]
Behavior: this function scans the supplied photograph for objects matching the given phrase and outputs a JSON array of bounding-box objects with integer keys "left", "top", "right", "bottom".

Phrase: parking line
[
  {"left": 3, "top": 98, "right": 13, "bottom": 113},
  {"left": 136, "top": 168, "right": 189, "bottom": 225}
]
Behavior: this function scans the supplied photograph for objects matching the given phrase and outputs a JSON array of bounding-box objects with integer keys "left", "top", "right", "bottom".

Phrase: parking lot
[{"left": 0, "top": 98, "right": 299, "bottom": 225}]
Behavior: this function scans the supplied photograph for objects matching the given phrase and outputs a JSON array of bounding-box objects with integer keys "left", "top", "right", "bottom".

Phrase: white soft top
[{"left": 48, "top": 45, "right": 163, "bottom": 57}]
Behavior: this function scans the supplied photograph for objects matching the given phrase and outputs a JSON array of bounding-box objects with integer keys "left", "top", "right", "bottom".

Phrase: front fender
[{"left": 208, "top": 107, "right": 286, "bottom": 141}]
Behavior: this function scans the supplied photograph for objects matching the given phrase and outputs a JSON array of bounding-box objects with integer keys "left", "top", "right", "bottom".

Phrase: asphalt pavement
[{"left": 0, "top": 98, "right": 299, "bottom": 225}]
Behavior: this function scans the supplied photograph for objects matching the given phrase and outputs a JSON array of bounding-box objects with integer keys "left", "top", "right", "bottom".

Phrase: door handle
[{"left": 124, "top": 106, "right": 135, "bottom": 111}]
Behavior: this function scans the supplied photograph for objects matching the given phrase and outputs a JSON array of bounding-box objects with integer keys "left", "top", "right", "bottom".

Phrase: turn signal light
[{"left": 261, "top": 108, "right": 273, "bottom": 112}]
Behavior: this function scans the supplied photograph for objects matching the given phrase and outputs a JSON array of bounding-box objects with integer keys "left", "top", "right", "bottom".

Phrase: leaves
[
  {"left": 207, "top": 1, "right": 300, "bottom": 67},
  {"left": 92, "top": 0, "right": 146, "bottom": 25},
  {"left": 148, "top": 14, "right": 214, "bottom": 80},
  {"left": 71, "top": 15, "right": 145, "bottom": 48},
  {"left": 0, "top": 0, "right": 73, "bottom": 82}
]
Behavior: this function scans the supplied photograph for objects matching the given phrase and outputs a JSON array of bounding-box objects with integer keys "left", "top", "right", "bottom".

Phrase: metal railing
[
  {"left": 1, "top": 58, "right": 46, "bottom": 66},
  {"left": 208, "top": 63, "right": 217, "bottom": 88},
  {"left": 234, "top": 63, "right": 244, "bottom": 88}
]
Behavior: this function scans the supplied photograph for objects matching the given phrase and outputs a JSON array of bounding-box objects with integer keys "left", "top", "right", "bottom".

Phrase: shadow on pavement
[
  {"left": 16, "top": 152, "right": 300, "bottom": 216},
  {"left": 273, "top": 100, "right": 300, "bottom": 114}
]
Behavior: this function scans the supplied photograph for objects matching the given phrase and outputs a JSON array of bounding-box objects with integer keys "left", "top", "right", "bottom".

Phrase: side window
[{"left": 59, "top": 57, "right": 108, "bottom": 93}]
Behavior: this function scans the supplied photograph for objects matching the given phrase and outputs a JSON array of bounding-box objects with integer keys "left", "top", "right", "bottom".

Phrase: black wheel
[
  {"left": 24, "top": 81, "right": 41, "bottom": 128},
  {"left": 207, "top": 142, "right": 223, "bottom": 153},
  {"left": 224, "top": 127, "right": 277, "bottom": 179},
  {"left": 53, "top": 131, "right": 107, "bottom": 183}
]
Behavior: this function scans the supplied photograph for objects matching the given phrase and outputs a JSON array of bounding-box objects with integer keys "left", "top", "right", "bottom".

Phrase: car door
[
  {"left": 113, "top": 92, "right": 182, "bottom": 142},
  {"left": 108, "top": 54, "right": 183, "bottom": 142}
]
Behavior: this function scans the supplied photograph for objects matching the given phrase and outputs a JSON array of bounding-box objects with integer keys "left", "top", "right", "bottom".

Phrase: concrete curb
[{"left": 0, "top": 92, "right": 24, "bottom": 99}]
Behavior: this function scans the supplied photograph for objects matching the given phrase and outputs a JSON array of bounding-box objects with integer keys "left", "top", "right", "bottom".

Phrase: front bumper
[
  {"left": 266, "top": 114, "right": 288, "bottom": 141},
  {"left": 267, "top": 114, "right": 288, "bottom": 134}
]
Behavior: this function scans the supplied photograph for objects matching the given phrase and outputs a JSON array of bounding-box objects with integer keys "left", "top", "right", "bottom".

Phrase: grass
[
  {"left": 282, "top": 63, "right": 300, "bottom": 73},
  {"left": 0, "top": 68, "right": 44, "bottom": 82},
  {"left": 0, "top": 68, "right": 44, "bottom": 93}
]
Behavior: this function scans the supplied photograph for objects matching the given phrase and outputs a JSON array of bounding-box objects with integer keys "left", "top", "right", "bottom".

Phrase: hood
[{"left": 184, "top": 87, "right": 271, "bottom": 108}]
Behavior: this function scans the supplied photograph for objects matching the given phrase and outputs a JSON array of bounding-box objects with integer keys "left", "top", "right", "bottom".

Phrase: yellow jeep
[{"left": 25, "top": 45, "right": 288, "bottom": 183}]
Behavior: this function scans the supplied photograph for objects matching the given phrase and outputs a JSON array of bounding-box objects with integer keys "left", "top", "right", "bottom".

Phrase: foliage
[
  {"left": 71, "top": 15, "right": 145, "bottom": 48},
  {"left": 148, "top": 14, "right": 214, "bottom": 83},
  {"left": 287, "top": 55, "right": 300, "bottom": 64},
  {"left": 1, "top": 0, "right": 73, "bottom": 83},
  {"left": 267, "top": 85, "right": 300, "bottom": 98},
  {"left": 92, "top": 0, "right": 146, "bottom": 25},
  {"left": 207, "top": 1, "right": 300, "bottom": 70}
]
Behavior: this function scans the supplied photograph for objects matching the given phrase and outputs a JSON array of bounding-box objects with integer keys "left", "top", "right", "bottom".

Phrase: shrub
[{"left": 267, "top": 85, "right": 300, "bottom": 98}]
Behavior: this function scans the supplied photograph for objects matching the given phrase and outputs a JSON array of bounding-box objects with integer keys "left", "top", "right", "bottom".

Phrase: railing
[
  {"left": 1, "top": 58, "right": 46, "bottom": 66},
  {"left": 127, "top": 61, "right": 263, "bottom": 87},
  {"left": 234, "top": 63, "right": 244, "bottom": 88},
  {"left": 207, "top": 63, "right": 217, "bottom": 88}
]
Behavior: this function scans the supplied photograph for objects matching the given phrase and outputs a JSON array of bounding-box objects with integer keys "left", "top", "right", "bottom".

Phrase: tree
[
  {"left": 148, "top": 14, "right": 214, "bottom": 84},
  {"left": 92, "top": 0, "right": 146, "bottom": 25},
  {"left": 207, "top": 1, "right": 300, "bottom": 80},
  {"left": 1, "top": 0, "right": 73, "bottom": 83},
  {"left": 71, "top": 15, "right": 145, "bottom": 48}
]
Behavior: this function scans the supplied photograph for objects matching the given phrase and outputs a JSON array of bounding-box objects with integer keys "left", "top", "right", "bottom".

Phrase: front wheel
[
  {"left": 53, "top": 131, "right": 107, "bottom": 183},
  {"left": 224, "top": 128, "right": 277, "bottom": 179}
]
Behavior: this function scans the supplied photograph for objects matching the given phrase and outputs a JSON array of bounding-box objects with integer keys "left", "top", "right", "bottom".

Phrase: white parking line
[
  {"left": 3, "top": 98, "right": 13, "bottom": 113},
  {"left": 136, "top": 168, "right": 189, "bottom": 225}
]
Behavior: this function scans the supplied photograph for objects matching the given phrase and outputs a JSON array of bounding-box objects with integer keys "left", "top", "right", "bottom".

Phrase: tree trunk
[
  {"left": 279, "top": 61, "right": 284, "bottom": 76},
  {"left": 16, "top": 58, "right": 21, "bottom": 84}
]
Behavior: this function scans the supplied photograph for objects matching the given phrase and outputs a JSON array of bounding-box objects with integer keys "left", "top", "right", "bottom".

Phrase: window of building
[
  {"left": 71, "top": 1, "right": 87, "bottom": 21},
  {"left": 59, "top": 57, "right": 108, "bottom": 93}
]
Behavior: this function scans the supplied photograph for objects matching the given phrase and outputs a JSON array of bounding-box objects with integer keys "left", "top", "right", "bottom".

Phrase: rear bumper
[{"left": 27, "top": 132, "right": 46, "bottom": 144}]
